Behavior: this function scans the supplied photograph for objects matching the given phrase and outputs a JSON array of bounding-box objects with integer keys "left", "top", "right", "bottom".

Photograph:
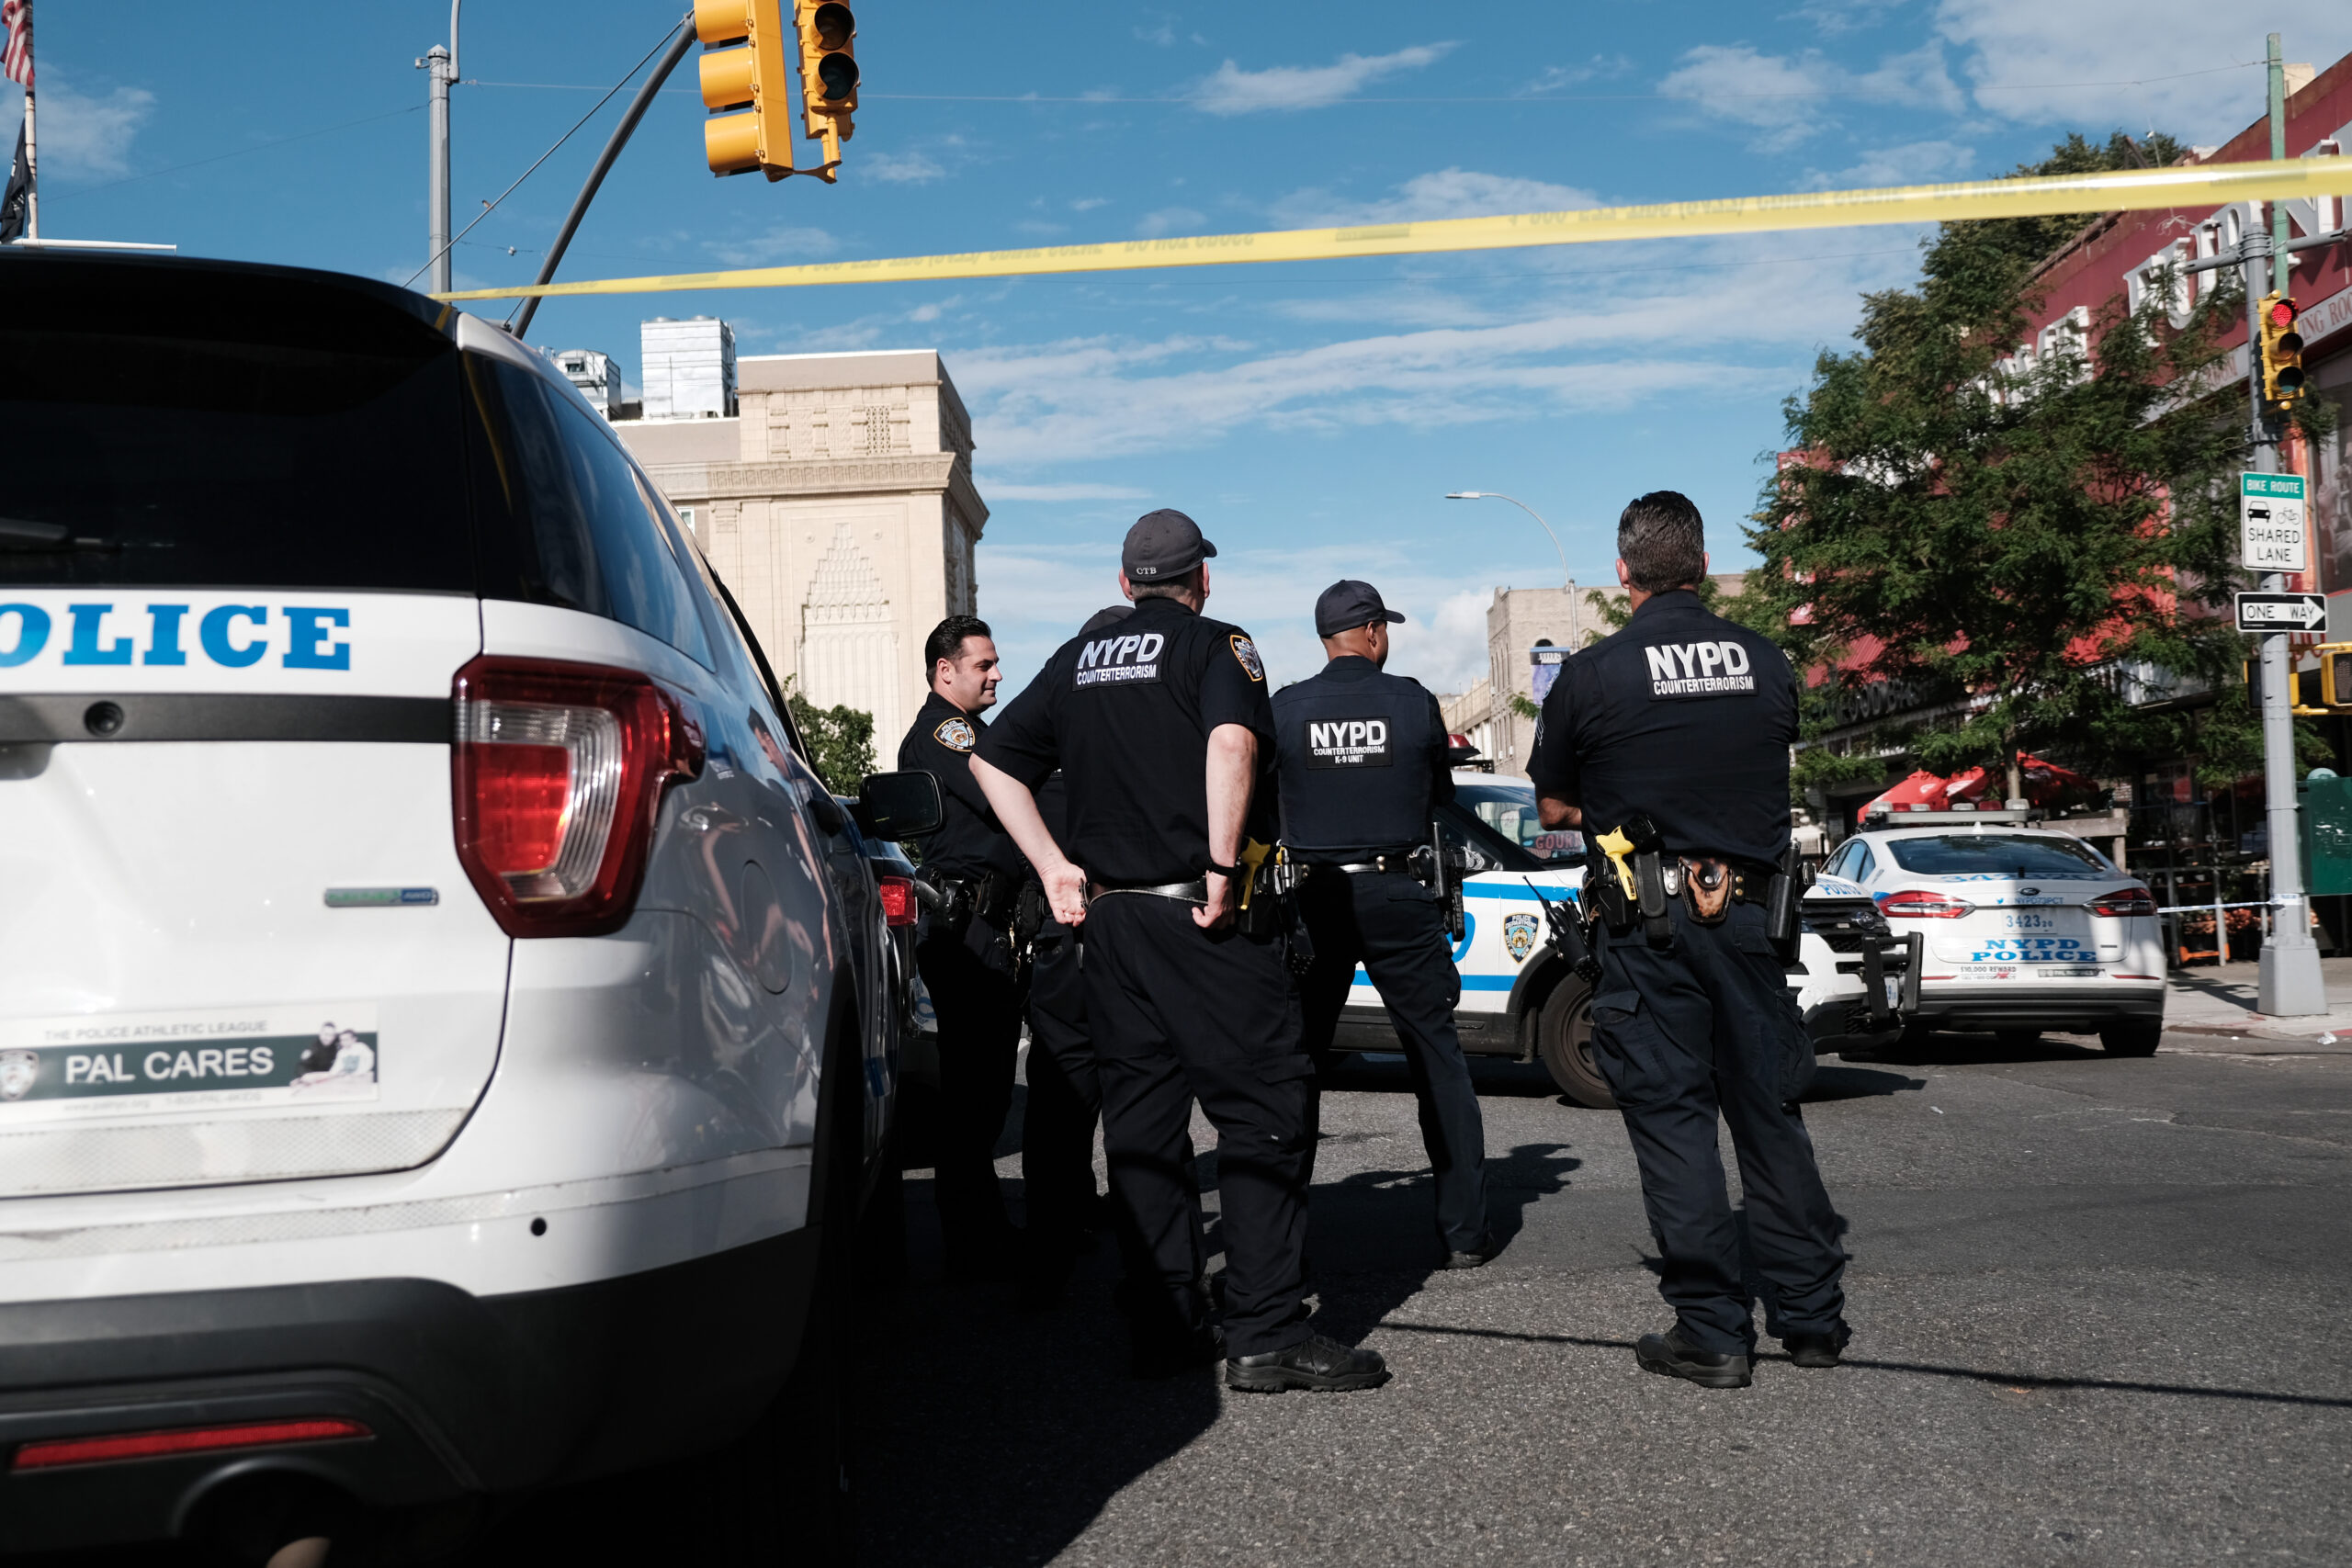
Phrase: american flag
[{"left": 1, "top": 1, "right": 28, "bottom": 91}]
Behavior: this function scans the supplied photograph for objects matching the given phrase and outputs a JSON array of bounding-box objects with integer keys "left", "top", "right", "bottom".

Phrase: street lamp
[{"left": 1445, "top": 491, "right": 1569, "bottom": 587}]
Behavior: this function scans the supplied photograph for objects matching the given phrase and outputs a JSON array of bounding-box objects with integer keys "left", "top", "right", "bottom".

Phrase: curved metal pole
[
  {"left": 511, "top": 11, "right": 696, "bottom": 340},
  {"left": 1446, "top": 491, "right": 1570, "bottom": 587}
]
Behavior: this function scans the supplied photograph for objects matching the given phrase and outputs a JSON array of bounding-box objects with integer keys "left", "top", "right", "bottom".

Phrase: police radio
[{"left": 1430, "top": 817, "right": 1465, "bottom": 943}]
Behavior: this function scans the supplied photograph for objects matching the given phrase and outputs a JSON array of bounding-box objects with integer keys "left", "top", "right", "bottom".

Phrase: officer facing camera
[
  {"left": 971, "top": 510, "right": 1389, "bottom": 1393},
  {"left": 1273, "top": 580, "right": 1494, "bottom": 1269},
  {"left": 1532, "top": 491, "right": 1849, "bottom": 1390},
  {"left": 899, "top": 615, "right": 1028, "bottom": 1280}
]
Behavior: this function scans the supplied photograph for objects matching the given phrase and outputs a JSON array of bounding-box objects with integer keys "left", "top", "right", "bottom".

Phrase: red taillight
[
  {"left": 2089, "top": 886, "right": 2157, "bottom": 918},
  {"left": 877, "top": 874, "right": 918, "bottom": 927},
  {"left": 1880, "top": 889, "right": 1975, "bottom": 919},
  {"left": 452, "top": 656, "right": 705, "bottom": 938},
  {"left": 12, "top": 1417, "right": 371, "bottom": 1471}
]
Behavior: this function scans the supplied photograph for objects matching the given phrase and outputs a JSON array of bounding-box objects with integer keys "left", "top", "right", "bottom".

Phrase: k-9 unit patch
[
  {"left": 933, "top": 716, "right": 978, "bottom": 751},
  {"left": 1644, "top": 639, "right": 1756, "bottom": 699},
  {"left": 1503, "top": 912, "right": 1540, "bottom": 963},
  {"left": 1074, "top": 630, "right": 1167, "bottom": 687},
  {"left": 1304, "top": 717, "right": 1393, "bottom": 769},
  {"left": 1230, "top": 634, "right": 1265, "bottom": 682}
]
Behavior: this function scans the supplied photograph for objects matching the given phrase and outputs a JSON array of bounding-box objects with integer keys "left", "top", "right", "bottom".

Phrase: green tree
[
  {"left": 1744, "top": 130, "right": 2331, "bottom": 803},
  {"left": 783, "top": 677, "right": 876, "bottom": 796}
]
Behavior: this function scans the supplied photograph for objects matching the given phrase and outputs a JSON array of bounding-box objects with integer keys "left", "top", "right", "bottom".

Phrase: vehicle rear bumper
[
  {"left": 0, "top": 1225, "right": 819, "bottom": 1555},
  {"left": 1911, "top": 984, "right": 2166, "bottom": 1032}
]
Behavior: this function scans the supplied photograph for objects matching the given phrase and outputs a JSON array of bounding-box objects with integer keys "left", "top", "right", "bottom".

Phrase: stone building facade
[{"left": 614, "top": 348, "right": 985, "bottom": 750}]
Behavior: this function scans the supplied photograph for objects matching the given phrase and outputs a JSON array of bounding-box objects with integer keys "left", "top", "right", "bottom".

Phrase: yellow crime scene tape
[{"left": 435, "top": 157, "right": 2348, "bottom": 303}]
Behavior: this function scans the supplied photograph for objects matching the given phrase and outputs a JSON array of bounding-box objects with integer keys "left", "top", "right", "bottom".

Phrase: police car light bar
[{"left": 1860, "top": 804, "right": 2036, "bottom": 826}]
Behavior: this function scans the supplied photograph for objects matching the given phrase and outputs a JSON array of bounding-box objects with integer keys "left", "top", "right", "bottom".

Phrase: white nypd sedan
[
  {"left": 1323, "top": 772, "right": 1918, "bottom": 1107},
  {"left": 1817, "top": 806, "right": 2165, "bottom": 1055}
]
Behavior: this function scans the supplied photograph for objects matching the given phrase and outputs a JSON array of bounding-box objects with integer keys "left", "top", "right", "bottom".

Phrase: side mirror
[{"left": 859, "top": 770, "right": 944, "bottom": 840}]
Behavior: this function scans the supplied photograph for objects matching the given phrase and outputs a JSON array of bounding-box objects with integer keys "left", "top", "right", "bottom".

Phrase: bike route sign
[{"left": 2241, "top": 471, "right": 2309, "bottom": 573}]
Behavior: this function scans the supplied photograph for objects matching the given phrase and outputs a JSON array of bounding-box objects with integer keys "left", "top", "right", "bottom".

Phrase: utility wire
[
  {"left": 463, "top": 60, "right": 2261, "bottom": 105},
  {"left": 403, "top": 20, "right": 682, "bottom": 289}
]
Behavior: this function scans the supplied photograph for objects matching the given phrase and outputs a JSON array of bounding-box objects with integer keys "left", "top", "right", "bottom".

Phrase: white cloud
[
  {"left": 1657, "top": 41, "right": 1962, "bottom": 150},
  {"left": 984, "top": 482, "right": 1153, "bottom": 502},
  {"left": 703, "top": 226, "right": 841, "bottom": 265},
  {"left": 1934, "top": 0, "right": 2352, "bottom": 137},
  {"left": 1523, "top": 56, "right": 1632, "bottom": 95},
  {"left": 861, "top": 149, "right": 944, "bottom": 184},
  {"left": 1805, "top": 138, "right": 1977, "bottom": 188},
  {"left": 1136, "top": 205, "right": 1204, "bottom": 237},
  {"left": 1189, "top": 43, "right": 1456, "bottom": 115},
  {"left": 1274, "top": 167, "right": 1600, "bottom": 228},
  {"left": 1014, "top": 220, "right": 1069, "bottom": 237},
  {"left": 952, "top": 235, "right": 1919, "bottom": 468},
  {"left": 1782, "top": 0, "right": 1911, "bottom": 37},
  {"left": 4, "top": 78, "right": 156, "bottom": 178},
  {"left": 1070, "top": 197, "right": 1110, "bottom": 211},
  {"left": 1386, "top": 589, "right": 1497, "bottom": 694}
]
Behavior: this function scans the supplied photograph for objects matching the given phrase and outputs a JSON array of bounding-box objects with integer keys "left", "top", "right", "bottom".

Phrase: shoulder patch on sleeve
[
  {"left": 1228, "top": 633, "right": 1265, "bottom": 682},
  {"left": 933, "top": 716, "right": 978, "bottom": 751}
]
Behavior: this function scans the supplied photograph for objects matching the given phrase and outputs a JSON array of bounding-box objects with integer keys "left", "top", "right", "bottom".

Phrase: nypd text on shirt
[
  {"left": 1305, "top": 717, "right": 1394, "bottom": 769},
  {"left": 1074, "top": 630, "right": 1166, "bottom": 687},
  {"left": 1645, "top": 639, "right": 1754, "bottom": 699}
]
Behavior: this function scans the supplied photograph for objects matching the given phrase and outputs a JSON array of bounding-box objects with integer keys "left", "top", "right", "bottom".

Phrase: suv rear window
[
  {"left": 0, "top": 260, "right": 472, "bottom": 592},
  {"left": 1884, "top": 833, "right": 2111, "bottom": 876}
]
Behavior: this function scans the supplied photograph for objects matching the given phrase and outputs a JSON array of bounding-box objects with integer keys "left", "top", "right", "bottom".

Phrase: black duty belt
[
  {"left": 1090, "top": 878, "right": 1208, "bottom": 904},
  {"left": 1316, "top": 847, "right": 1422, "bottom": 875}
]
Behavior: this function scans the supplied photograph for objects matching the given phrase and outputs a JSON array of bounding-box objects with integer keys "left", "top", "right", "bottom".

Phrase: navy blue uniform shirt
[
  {"left": 899, "top": 689, "right": 1027, "bottom": 882},
  {"left": 1530, "top": 589, "right": 1795, "bottom": 866},
  {"left": 1272, "top": 655, "right": 1453, "bottom": 861},
  {"left": 977, "top": 595, "right": 1277, "bottom": 886}
]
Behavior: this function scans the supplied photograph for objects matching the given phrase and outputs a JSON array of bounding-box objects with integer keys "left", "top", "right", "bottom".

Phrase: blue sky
[{"left": 22, "top": 1, "right": 2352, "bottom": 697}]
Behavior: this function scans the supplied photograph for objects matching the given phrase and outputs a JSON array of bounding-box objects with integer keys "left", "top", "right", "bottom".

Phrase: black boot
[
  {"left": 1225, "top": 1334, "right": 1390, "bottom": 1393},
  {"left": 1635, "top": 1325, "right": 1752, "bottom": 1389},
  {"left": 1781, "top": 1326, "right": 1850, "bottom": 1369}
]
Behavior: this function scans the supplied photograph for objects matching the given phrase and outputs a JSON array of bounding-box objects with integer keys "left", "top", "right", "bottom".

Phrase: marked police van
[
  {"left": 1821, "top": 807, "right": 2166, "bottom": 1055},
  {"left": 0, "top": 252, "right": 937, "bottom": 1562},
  {"left": 1325, "top": 772, "right": 1917, "bottom": 1105}
]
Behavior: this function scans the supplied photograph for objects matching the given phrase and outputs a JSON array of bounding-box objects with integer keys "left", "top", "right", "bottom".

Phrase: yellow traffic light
[
  {"left": 794, "top": 0, "right": 858, "bottom": 181},
  {"left": 696, "top": 0, "right": 794, "bottom": 180},
  {"left": 2320, "top": 643, "right": 2352, "bottom": 709},
  {"left": 2259, "top": 291, "right": 2306, "bottom": 406}
]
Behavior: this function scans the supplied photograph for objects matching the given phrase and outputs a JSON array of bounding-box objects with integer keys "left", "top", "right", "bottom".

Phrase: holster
[
  {"left": 1234, "top": 839, "right": 1288, "bottom": 940},
  {"left": 1764, "top": 844, "right": 1801, "bottom": 964},
  {"left": 1012, "top": 879, "right": 1049, "bottom": 948},
  {"left": 1679, "top": 857, "right": 1732, "bottom": 925}
]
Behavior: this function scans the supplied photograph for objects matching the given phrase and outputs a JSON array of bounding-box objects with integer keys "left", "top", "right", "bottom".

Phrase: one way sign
[{"left": 2235, "top": 591, "right": 2328, "bottom": 632}]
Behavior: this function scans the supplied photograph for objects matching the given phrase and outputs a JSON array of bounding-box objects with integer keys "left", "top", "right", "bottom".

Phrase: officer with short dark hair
[
  {"left": 1275, "top": 580, "right": 1493, "bottom": 1268},
  {"left": 1532, "top": 491, "right": 1849, "bottom": 1389},
  {"left": 899, "top": 614, "right": 1026, "bottom": 1279},
  {"left": 971, "top": 510, "right": 1389, "bottom": 1393}
]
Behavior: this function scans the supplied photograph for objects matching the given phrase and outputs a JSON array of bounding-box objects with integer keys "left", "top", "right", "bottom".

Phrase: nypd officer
[
  {"left": 971, "top": 511, "right": 1388, "bottom": 1393},
  {"left": 1273, "top": 580, "right": 1494, "bottom": 1269},
  {"left": 1532, "top": 491, "right": 1849, "bottom": 1388},
  {"left": 899, "top": 615, "right": 1027, "bottom": 1280}
]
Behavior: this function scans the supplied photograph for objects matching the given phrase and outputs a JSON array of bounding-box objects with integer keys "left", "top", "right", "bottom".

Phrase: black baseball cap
[
  {"left": 1123, "top": 509, "right": 1218, "bottom": 580},
  {"left": 1315, "top": 579, "right": 1408, "bottom": 638},
  {"left": 1079, "top": 604, "right": 1133, "bottom": 635}
]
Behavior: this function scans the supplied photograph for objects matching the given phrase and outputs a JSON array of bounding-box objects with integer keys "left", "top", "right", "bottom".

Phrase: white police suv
[
  {"left": 1324, "top": 773, "right": 1916, "bottom": 1106},
  {"left": 0, "top": 252, "right": 935, "bottom": 1561},
  {"left": 1819, "top": 807, "right": 2165, "bottom": 1055}
]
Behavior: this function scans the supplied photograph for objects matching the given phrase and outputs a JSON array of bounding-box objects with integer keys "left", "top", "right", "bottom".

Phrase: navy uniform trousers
[
  {"left": 1084, "top": 893, "right": 1316, "bottom": 1359},
  {"left": 1021, "top": 926, "right": 1102, "bottom": 1247},
  {"left": 1296, "top": 868, "right": 1490, "bottom": 1254},
  {"left": 915, "top": 912, "right": 1023, "bottom": 1267},
  {"left": 1589, "top": 897, "right": 1849, "bottom": 1355}
]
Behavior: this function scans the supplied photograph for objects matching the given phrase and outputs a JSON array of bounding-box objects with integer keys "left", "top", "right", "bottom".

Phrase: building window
[{"left": 676, "top": 506, "right": 698, "bottom": 539}]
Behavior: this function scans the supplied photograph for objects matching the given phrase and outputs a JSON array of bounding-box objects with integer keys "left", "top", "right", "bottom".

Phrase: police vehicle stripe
[{"left": 0, "top": 694, "right": 451, "bottom": 745}]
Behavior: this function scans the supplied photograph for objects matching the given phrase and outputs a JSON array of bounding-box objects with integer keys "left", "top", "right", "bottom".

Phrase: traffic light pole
[
  {"left": 510, "top": 11, "right": 697, "bottom": 340},
  {"left": 2251, "top": 34, "right": 2328, "bottom": 1017}
]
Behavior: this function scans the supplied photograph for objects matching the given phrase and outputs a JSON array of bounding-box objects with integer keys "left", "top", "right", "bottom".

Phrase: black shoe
[
  {"left": 1782, "top": 1326, "right": 1850, "bottom": 1369},
  {"left": 1439, "top": 1235, "right": 1498, "bottom": 1270},
  {"left": 1131, "top": 1323, "right": 1225, "bottom": 1380},
  {"left": 1226, "top": 1334, "right": 1391, "bottom": 1393},
  {"left": 1635, "top": 1325, "right": 1752, "bottom": 1389}
]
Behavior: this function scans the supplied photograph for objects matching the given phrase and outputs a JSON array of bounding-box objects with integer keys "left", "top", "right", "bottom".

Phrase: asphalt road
[{"left": 865, "top": 1033, "right": 2352, "bottom": 1568}]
